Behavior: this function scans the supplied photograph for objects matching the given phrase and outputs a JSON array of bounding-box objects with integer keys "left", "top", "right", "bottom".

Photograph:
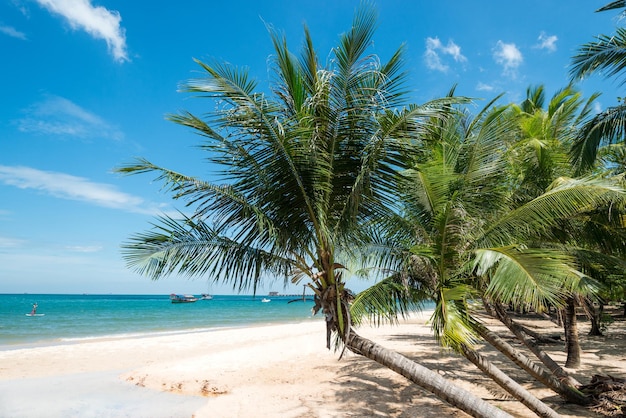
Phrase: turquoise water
[{"left": 0, "top": 294, "right": 318, "bottom": 347}]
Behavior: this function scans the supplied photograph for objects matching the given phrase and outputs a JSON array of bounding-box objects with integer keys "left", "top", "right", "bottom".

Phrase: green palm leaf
[
  {"left": 122, "top": 214, "right": 295, "bottom": 293},
  {"left": 570, "top": 27, "right": 626, "bottom": 85},
  {"left": 350, "top": 275, "right": 429, "bottom": 326},
  {"left": 597, "top": 1, "right": 626, "bottom": 12},
  {"left": 571, "top": 104, "right": 626, "bottom": 174},
  {"left": 475, "top": 246, "right": 578, "bottom": 309},
  {"left": 483, "top": 176, "right": 624, "bottom": 245},
  {"left": 430, "top": 287, "right": 480, "bottom": 350}
]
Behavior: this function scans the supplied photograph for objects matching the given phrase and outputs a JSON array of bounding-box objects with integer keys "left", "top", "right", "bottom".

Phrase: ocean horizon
[{"left": 0, "top": 293, "right": 319, "bottom": 348}]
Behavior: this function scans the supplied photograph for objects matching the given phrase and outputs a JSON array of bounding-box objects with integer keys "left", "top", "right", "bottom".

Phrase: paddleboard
[{"left": 25, "top": 313, "right": 45, "bottom": 317}]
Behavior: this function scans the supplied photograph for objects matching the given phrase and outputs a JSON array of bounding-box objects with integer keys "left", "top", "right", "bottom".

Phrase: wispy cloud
[
  {"left": 535, "top": 32, "right": 558, "bottom": 52},
  {"left": 0, "top": 236, "right": 26, "bottom": 249},
  {"left": 0, "top": 165, "right": 165, "bottom": 215},
  {"left": 16, "top": 95, "right": 123, "bottom": 140},
  {"left": 35, "top": 0, "right": 128, "bottom": 62},
  {"left": 424, "top": 37, "right": 467, "bottom": 73},
  {"left": 493, "top": 41, "right": 523, "bottom": 76},
  {"left": 476, "top": 82, "right": 495, "bottom": 92},
  {"left": 0, "top": 24, "right": 27, "bottom": 40},
  {"left": 65, "top": 245, "right": 103, "bottom": 253}
]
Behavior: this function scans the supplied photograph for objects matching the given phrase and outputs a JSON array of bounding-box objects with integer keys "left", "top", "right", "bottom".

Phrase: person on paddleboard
[{"left": 30, "top": 303, "right": 38, "bottom": 315}]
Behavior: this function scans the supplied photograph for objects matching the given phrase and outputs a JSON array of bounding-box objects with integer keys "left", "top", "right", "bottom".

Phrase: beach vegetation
[{"left": 349, "top": 84, "right": 626, "bottom": 413}]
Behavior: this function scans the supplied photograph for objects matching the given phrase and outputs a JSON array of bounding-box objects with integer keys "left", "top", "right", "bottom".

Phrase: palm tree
[
  {"left": 508, "top": 85, "right": 600, "bottom": 370},
  {"left": 117, "top": 5, "right": 510, "bottom": 417},
  {"left": 351, "top": 88, "right": 624, "bottom": 409}
]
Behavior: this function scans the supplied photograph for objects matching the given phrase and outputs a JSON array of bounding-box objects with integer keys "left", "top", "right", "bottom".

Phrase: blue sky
[{"left": 0, "top": 0, "right": 621, "bottom": 295}]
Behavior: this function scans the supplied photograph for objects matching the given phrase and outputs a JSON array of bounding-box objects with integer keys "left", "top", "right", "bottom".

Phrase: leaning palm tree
[{"left": 117, "top": 5, "right": 511, "bottom": 417}]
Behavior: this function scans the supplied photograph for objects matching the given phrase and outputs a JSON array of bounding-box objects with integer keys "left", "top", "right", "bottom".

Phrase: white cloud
[
  {"left": 424, "top": 37, "right": 467, "bottom": 73},
  {"left": 0, "top": 24, "right": 27, "bottom": 40},
  {"left": 476, "top": 82, "right": 495, "bottom": 92},
  {"left": 594, "top": 102, "right": 603, "bottom": 114},
  {"left": 493, "top": 41, "right": 523, "bottom": 75},
  {"left": 16, "top": 95, "right": 123, "bottom": 140},
  {"left": 65, "top": 245, "right": 103, "bottom": 253},
  {"left": 0, "top": 165, "right": 163, "bottom": 215},
  {"left": 36, "top": 0, "right": 128, "bottom": 62},
  {"left": 535, "top": 32, "right": 558, "bottom": 52}
]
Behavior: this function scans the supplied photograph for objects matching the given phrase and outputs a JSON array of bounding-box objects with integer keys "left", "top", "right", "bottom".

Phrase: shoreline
[
  {"left": 0, "top": 311, "right": 624, "bottom": 417},
  {"left": 0, "top": 317, "right": 323, "bottom": 352}
]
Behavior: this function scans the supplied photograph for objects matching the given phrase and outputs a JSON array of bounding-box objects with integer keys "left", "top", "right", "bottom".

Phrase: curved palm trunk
[
  {"left": 493, "top": 304, "right": 581, "bottom": 388},
  {"left": 460, "top": 345, "right": 560, "bottom": 418},
  {"left": 476, "top": 323, "right": 590, "bottom": 405},
  {"left": 345, "top": 331, "right": 512, "bottom": 418},
  {"left": 564, "top": 297, "right": 581, "bottom": 368}
]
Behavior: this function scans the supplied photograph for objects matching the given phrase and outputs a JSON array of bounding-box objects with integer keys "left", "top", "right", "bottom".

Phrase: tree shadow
[
  {"left": 328, "top": 354, "right": 469, "bottom": 417},
  {"left": 322, "top": 321, "right": 625, "bottom": 417}
]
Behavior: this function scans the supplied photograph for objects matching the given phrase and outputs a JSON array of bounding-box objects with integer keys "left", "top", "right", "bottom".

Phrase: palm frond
[
  {"left": 430, "top": 287, "right": 480, "bottom": 350},
  {"left": 597, "top": 1, "right": 626, "bottom": 12},
  {"left": 298, "top": 25, "right": 319, "bottom": 97},
  {"left": 458, "top": 105, "right": 512, "bottom": 198},
  {"left": 520, "top": 85, "right": 546, "bottom": 113},
  {"left": 333, "top": 2, "right": 378, "bottom": 90},
  {"left": 477, "top": 246, "right": 577, "bottom": 309},
  {"left": 570, "top": 27, "right": 626, "bottom": 84},
  {"left": 574, "top": 91, "right": 603, "bottom": 127},
  {"left": 350, "top": 275, "right": 429, "bottom": 326},
  {"left": 483, "top": 177, "right": 625, "bottom": 245},
  {"left": 571, "top": 104, "right": 626, "bottom": 174},
  {"left": 268, "top": 26, "right": 307, "bottom": 115},
  {"left": 186, "top": 59, "right": 258, "bottom": 99},
  {"left": 115, "top": 158, "right": 209, "bottom": 200},
  {"left": 122, "top": 214, "right": 295, "bottom": 293}
]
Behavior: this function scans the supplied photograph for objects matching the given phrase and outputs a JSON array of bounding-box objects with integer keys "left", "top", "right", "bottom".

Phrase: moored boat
[
  {"left": 200, "top": 293, "right": 213, "bottom": 300},
  {"left": 169, "top": 294, "right": 198, "bottom": 303}
]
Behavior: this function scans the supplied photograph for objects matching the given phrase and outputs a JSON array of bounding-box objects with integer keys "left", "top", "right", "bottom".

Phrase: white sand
[{"left": 0, "top": 312, "right": 624, "bottom": 417}]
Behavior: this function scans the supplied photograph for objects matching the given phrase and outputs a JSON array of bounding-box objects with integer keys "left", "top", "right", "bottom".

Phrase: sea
[{"left": 0, "top": 293, "right": 319, "bottom": 348}]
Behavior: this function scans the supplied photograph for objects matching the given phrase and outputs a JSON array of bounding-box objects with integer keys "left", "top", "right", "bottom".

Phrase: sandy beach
[{"left": 0, "top": 311, "right": 624, "bottom": 418}]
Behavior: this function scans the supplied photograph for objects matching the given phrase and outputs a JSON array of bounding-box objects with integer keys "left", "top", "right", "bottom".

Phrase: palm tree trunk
[
  {"left": 460, "top": 345, "right": 560, "bottom": 418},
  {"left": 493, "top": 304, "right": 581, "bottom": 388},
  {"left": 564, "top": 297, "right": 581, "bottom": 368},
  {"left": 475, "top": 323, "right": 590, "bottom": 405},
  {"left": 345, "top": 331, "right": 512, "bottom": 418},
  {"left": 586, "top": 298, "right": 604, "bottom": 337},
  {"left": 514, "top": 323, "right": 561, "bottom": 344}
]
